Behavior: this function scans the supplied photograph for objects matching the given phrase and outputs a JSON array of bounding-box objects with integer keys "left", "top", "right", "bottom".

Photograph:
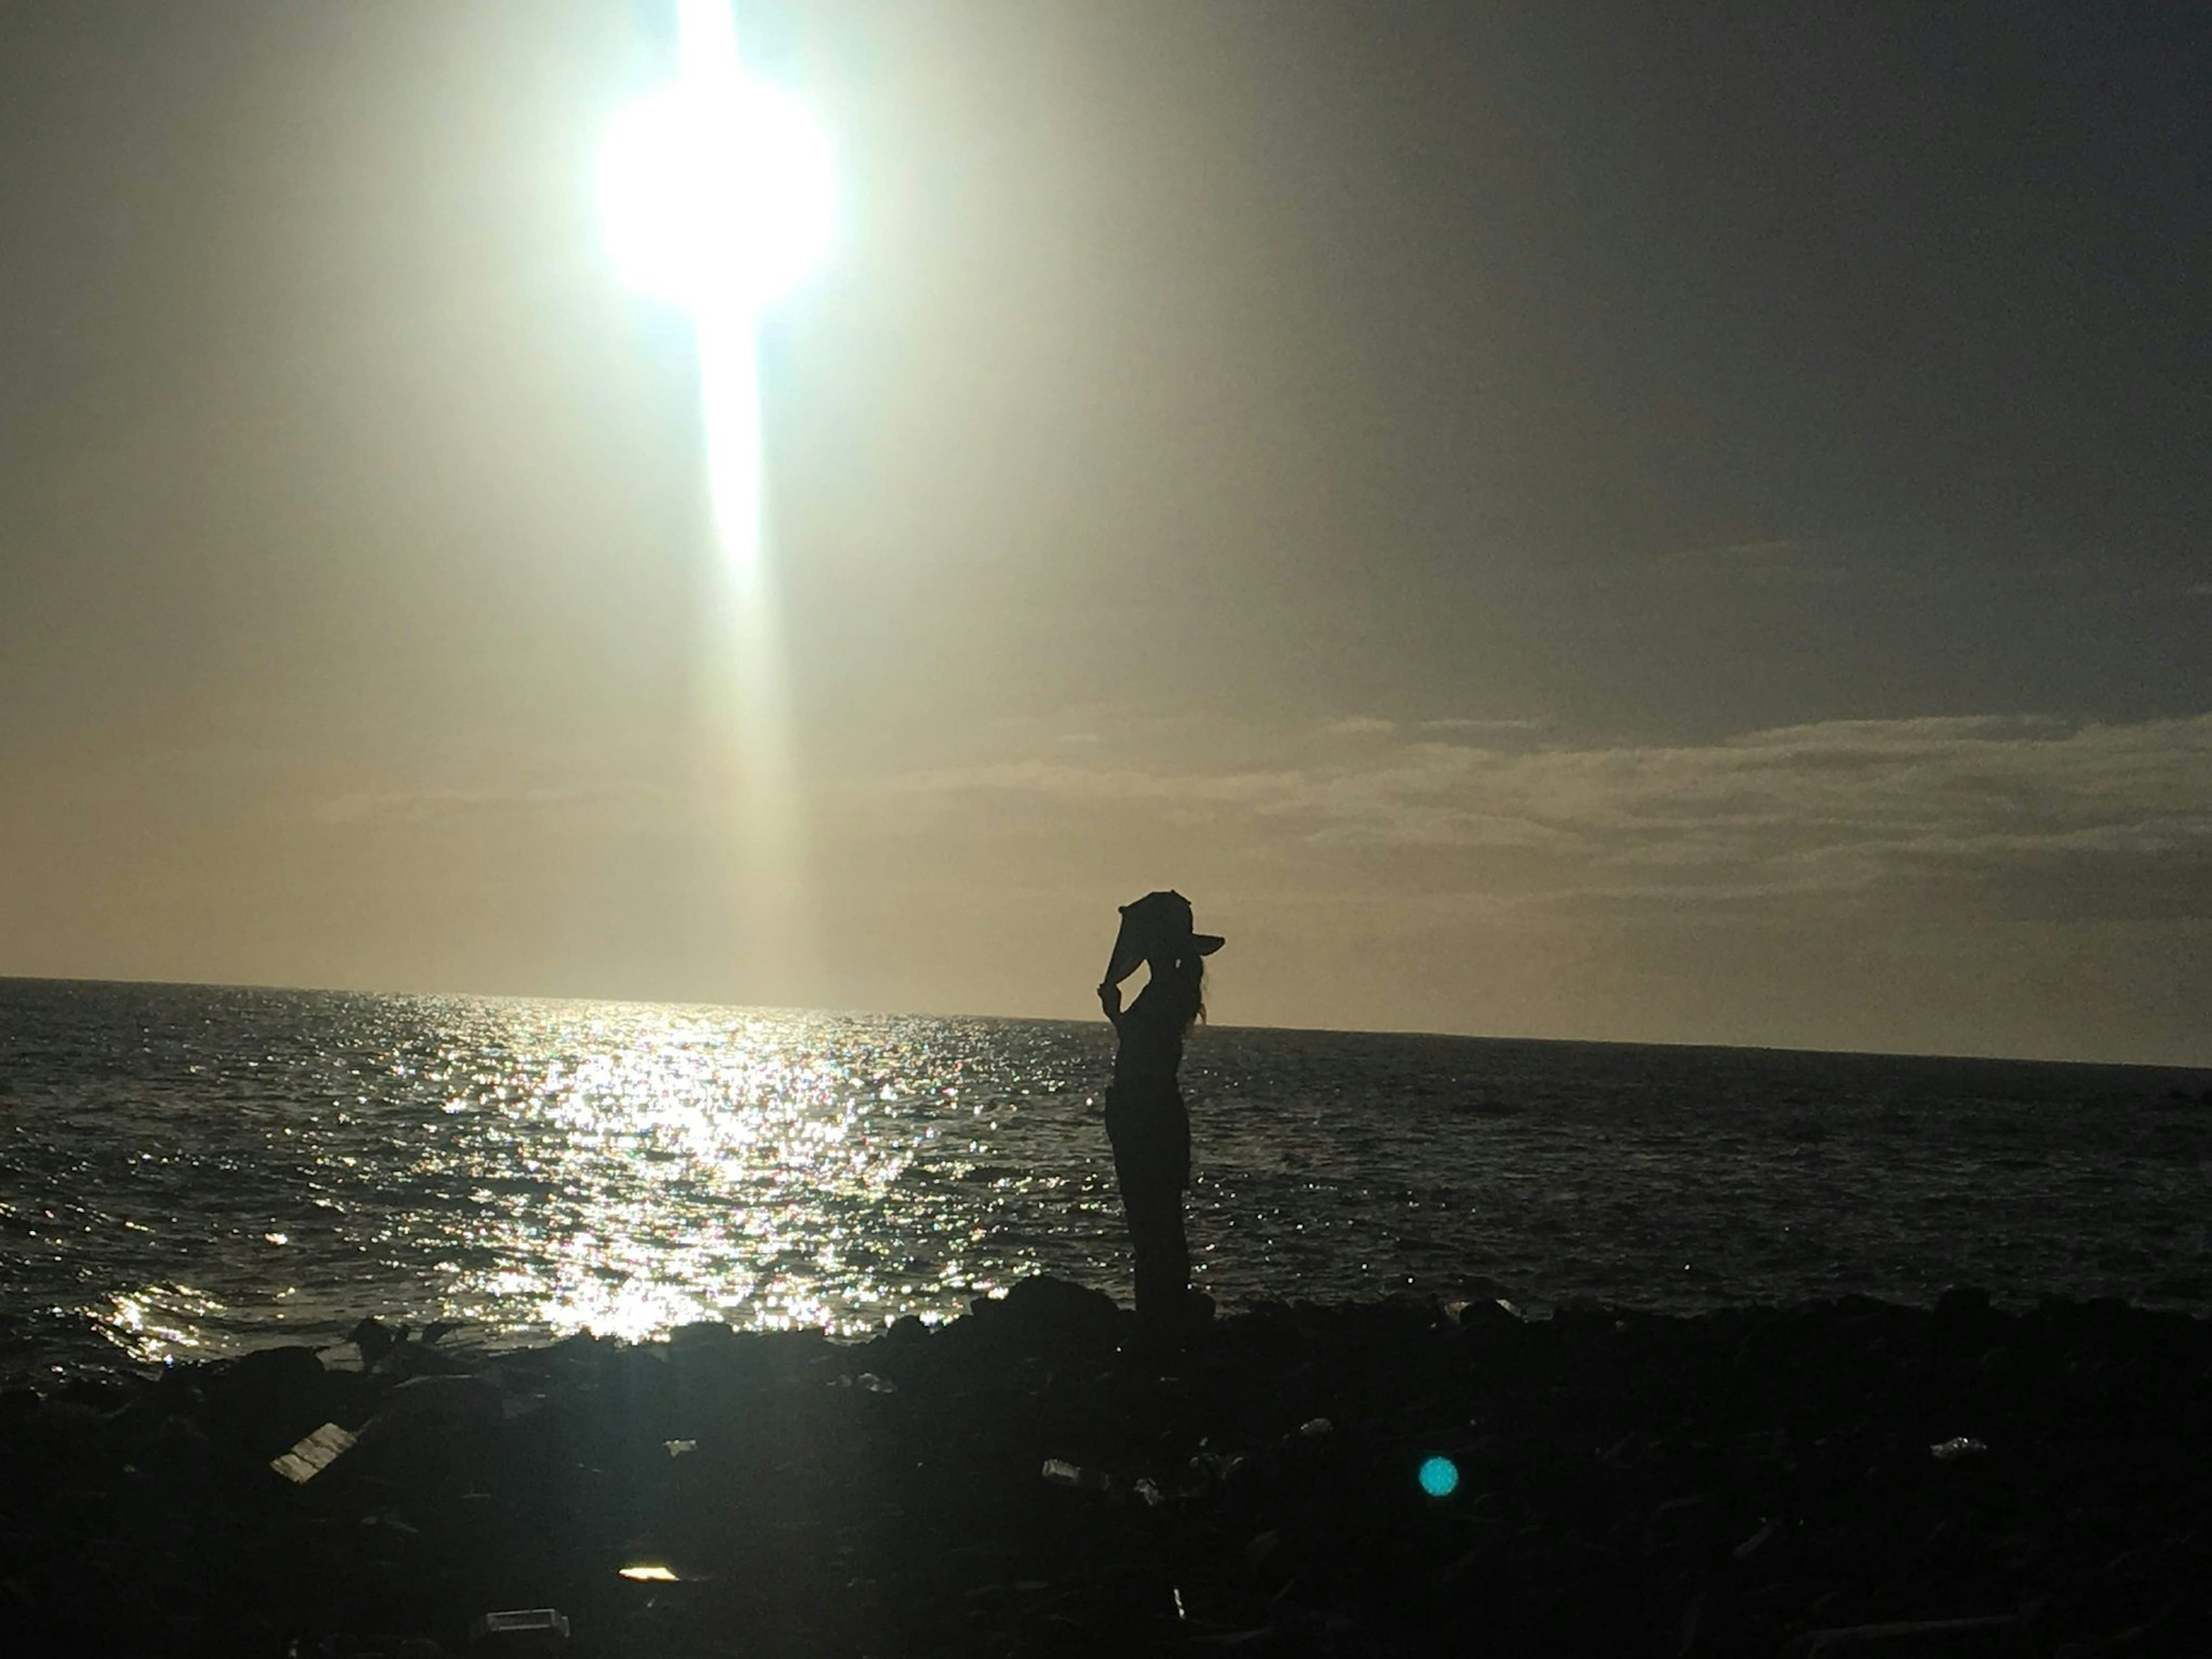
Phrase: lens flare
[{"left": 1418, "top": 1455, "right": 1460, "bottom": 1497}]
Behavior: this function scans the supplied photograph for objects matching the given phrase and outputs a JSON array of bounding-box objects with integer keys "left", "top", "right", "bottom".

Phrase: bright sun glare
[
  {"left": 596, "top": 2, "right": 832, "bottom": 310},
  {"left": 597, "top": 76, "right": 833, "bottom": 309}
]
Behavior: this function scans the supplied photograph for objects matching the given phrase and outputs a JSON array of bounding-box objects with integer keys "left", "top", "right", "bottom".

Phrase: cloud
[
  {"left": 872, "top": 712, "right": 2212, "bottom": 922},
  {"left": 1418, "top": 717, "right": 1548, "bottom": 734},
  {"left": 1318, "top": 717, "right": 1396, "bottom": 737},
  {"left": 313, "top": 781, "right": 674, "bottom": 826}
]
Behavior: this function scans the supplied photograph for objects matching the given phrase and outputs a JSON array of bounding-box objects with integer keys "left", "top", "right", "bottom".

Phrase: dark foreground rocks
[{"left": 3, "top": 1283, "right": 2209, "bottom": 1656}]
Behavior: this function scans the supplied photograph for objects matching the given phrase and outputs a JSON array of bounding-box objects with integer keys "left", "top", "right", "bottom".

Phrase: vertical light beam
[{"left": 599, "top": 0, "right": 834, "bottom": 999}]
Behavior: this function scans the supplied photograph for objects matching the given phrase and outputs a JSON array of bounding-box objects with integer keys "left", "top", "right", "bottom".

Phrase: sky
[{"left": 2, "top": 0, "right": 2207, "bottom": 1065}]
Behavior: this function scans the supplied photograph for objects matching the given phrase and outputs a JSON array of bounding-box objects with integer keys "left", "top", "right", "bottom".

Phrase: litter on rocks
[
  {"left": 471, "top": 1607, "right": 570, "bottom": 1645},
  {"left": 270, "top": 1422, "right": 357, "bottom": 1484},
  {"left": 1733, "top": 1516, "right": 1781, "bottom": 1559},
  {"left": 1040, "top": 1458, "right": 1109, "bottom": 1490},
  {"left": 1929, "top": 1435, "right": 1989, "bottom": 1460},
  {"left": 9, "top": 1281, "right": 2211, "bottom": 1655}
]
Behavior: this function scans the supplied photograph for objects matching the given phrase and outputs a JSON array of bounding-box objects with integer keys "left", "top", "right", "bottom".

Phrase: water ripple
[{"left": 1, "top": 979, "right": 2208, "bottom": 1374}]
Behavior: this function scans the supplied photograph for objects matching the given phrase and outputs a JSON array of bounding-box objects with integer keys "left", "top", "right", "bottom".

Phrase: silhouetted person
[{"left": 1098, "top": 890, "right": 1222, "bottom": 1347}]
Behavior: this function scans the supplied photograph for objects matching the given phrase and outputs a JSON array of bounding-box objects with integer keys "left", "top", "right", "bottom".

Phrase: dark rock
[
  {"left": 959, "top": 1276, "right": 1125, "bottom": 1355},
  {"left": 58, "top": 1374, "right": 128, "bottom": 1412},
  {"left": 348, "top": 1318, "right": 403, "bottom": 1367},
  {"left": 668, "top": 1321, "right": 735, "bottom": 1350},
  {"left": 199, "top": 1344, "right": 336, "bottom": 1452},
  {"left": 1934, "top": 1287, "right": 1992, "bottom": 1324},
  {"left": 6, "top": 1294, "right": 2210, "bottom": 1657},
  {"left": 879, "top": 1314, "right": 930, "bottom": 1347}
]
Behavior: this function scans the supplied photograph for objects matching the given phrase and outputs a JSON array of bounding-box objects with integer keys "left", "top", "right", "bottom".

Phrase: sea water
[{"left": 2, "top": 978, "right": 2208, "bottom": 1377}]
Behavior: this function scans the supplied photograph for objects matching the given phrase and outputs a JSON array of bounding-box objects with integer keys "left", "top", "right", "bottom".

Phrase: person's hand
[{"left": 1097, "top": 982, "right": 1122, "bottom": 1019}]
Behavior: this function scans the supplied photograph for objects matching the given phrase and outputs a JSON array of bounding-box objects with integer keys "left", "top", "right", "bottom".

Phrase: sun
[{"left": 596, "top": 20, "right": 833, "bottom": 310}]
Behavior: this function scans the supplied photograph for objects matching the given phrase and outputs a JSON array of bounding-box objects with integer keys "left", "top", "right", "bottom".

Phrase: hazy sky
[{"left": 3, "top": 1, "right": 2207, "bottom": 1064}]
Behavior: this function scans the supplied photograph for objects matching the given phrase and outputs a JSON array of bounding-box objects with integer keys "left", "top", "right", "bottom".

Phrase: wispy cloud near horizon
[
  {"left": 871, "top": 710, "right": 2212, "bottom": 923},
  {"left": 312, "top": 780, "right": 679, "bottom": 827}
]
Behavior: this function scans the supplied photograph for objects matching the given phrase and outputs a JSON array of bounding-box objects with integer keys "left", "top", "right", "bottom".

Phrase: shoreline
[
  {"left": 19, "top": 1266, "right": 2212, "bottom": 1390},
  {"left": 4, "top": 1282, "right": 2207, "bottom": 1655}
]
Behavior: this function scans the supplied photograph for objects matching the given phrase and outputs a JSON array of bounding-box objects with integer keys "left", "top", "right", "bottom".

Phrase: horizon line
[{"left": 4, "top": 969, "right": 2207, "bottom": 1077}]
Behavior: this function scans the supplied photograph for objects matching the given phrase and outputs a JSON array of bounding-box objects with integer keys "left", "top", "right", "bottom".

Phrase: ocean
[{"left": 2, "top": 977, "right": 2208, "bottom": 1378}]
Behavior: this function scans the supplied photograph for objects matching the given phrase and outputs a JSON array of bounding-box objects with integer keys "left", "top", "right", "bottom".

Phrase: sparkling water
[{"left": 2, "top": 978, "right": 2207, "bottom": 1376}]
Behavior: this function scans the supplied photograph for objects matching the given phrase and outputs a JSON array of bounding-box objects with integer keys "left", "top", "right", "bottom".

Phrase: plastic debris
[
  {"left": 1187, "top": 1448, "right": 1247, "bottom": 1484},
  {"left": 663, "top": 1439, "right": 697, "bottom": 1457},
  {"left": 270, "top": 1422, "right": 357, "bottom": 1484},
  {"left": 1802, "top": 1613, "right": 2023, "bottom": 1652},
  {"left": 1172, "top": 1586, "right": 1187, "bottom": 1621},
  {"left": 1297, "top": 1417, "right": 1334, "bottom": 1438},
  {"left": 618, "top": 1565, "right": 678, "bottom": 1582},
  {"left": 471, "top": 1607, "right": 571, "bottom": 1644},
  {"left": 1732, "top": 1516, "right": 1781, "bottom": 1560},
  {"left": 857, "top": 1372, "right": 897, "bottom": 1393},
  {"left": 1930, "top": 1435, "right": 1988, "bottom": 1461},
  {"left": 1134, "top": 1477, "right": 1165, "bottom": 1507},
  {"left": 1677, "top": 1590, "right": 1704, "bottom": 1657},
  {"left": 1040, "top": 1458, "right": 1109, "bottom": 1490}
]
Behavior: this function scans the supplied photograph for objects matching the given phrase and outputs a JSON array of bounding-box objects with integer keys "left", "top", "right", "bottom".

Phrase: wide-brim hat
[{"left": 1103, "top": 890, "right": 1224, "bottom": 987}]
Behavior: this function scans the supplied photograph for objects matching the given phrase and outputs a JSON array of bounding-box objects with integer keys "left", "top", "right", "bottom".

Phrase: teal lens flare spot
[{"left": 1418, "top": 1455, "right": 1460, "bottom": 1497}]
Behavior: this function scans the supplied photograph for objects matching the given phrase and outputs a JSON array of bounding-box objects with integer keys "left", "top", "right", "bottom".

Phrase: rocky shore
[{"left": 3, "top": 1282, "right": 2207, "bottom": 1656}]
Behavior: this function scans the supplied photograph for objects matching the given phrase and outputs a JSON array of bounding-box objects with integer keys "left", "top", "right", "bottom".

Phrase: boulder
[
  {"left": 959, "top": 1276, "right": 1126, "bottom": 1356},
  {"left": 199, "top": 1345, "right": 335, "bottom": 1455}
]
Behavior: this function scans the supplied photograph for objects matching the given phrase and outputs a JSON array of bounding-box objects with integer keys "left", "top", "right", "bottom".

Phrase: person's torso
[{"left": 1111, "top": 979, "right": 1193, "bottom": 1090}]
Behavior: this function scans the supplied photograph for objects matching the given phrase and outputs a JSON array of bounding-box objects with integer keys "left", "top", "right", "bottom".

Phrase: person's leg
[
  {"left": 1113, "top": 1137, "right": 1166, "bottom": 1323},
  {"left": 1109, "top": 1113, "right": 1186, "bottom": 1336},
  {"left": 1153, "top": 1109, "right": 1190, "bottom": 1317},
  {"left": 1106, "top": 1123, "right": 1176, "bottom": 1336},
  {"left": 1152, "top": 1196, "right": 1190, "bottom": 1336}
]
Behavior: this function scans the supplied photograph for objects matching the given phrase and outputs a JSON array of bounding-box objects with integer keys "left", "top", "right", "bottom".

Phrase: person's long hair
[{"left": 1166, "top": 949, "right": 1207, "bottom": 1035}]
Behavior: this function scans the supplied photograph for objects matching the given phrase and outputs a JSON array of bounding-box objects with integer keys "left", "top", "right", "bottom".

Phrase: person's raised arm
[{"left": 1097, "top": 980, "right": 1123, "bottom": 1030}]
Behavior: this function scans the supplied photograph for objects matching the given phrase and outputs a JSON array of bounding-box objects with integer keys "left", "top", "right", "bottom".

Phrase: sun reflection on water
[
  {"left": 352, "top": 1003, "right": 1062, "bottom": 1350},
  {"left": 70, "top": 1001, "right": 1107, "bottom": 1365}
]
